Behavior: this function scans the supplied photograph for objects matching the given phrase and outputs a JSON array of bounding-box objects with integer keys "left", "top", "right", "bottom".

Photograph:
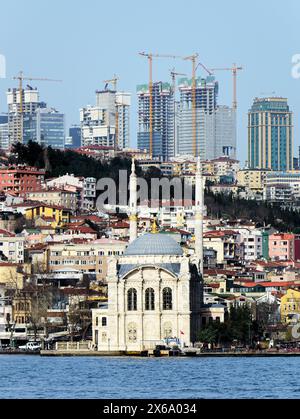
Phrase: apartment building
[
  {"left": 46, "top": 174, "right": 96, "bottom": 209},
  {"left": 203, "top": 230, "right": 239, "bottom": 264},
  {"left": 269, "top": 233, "right": 295, "bottom": 261},
  {"left": 47, "top": 239, "right": 127, "bottom": 281},
  {"left": 0, "top": 229, "right": 24, "bottom": 264},
  {"left": 237, "top": 169, "right": 270, "bottom": 193},
  {"left": 26, "top": 188, "right": 77, "bottom": 210},
  {"left": 25, "top": 204, "right": 72, "bottom": 226},
  {"left": 237, "top": 228, "right": 263, "bottom": 262},
  {"left": 0, "top": 166, "right": 45, "bottom": 195}
]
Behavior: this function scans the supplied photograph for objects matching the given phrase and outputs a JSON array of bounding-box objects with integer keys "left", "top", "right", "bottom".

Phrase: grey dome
[{"left": 124, "top": 233, "right": 183, "bottom": 256}]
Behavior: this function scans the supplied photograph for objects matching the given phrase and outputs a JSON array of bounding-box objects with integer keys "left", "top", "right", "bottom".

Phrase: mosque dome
[{"left": 124, "top": 233, "right": 183, "bottom": 257}]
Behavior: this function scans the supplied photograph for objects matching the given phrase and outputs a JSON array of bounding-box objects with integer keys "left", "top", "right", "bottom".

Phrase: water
[{"left": 1, "top": 355, "right": 300, "bottom": 399}]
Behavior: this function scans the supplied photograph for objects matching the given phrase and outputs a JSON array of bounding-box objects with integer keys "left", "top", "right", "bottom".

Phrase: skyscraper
[
  {"left": 80, "top": 89, "right": 130, "bottom": 149},
  {"left": 248, "top": 97, "right": 293, "bottom": 171},
  {"left": 0, "top": 113, "right": 8, "bottom": 150},
  {"left": 23, "top": 107, "right": 65, "bottom": 149},
  {"left": 7, "top": 87, "right": 41, "bottom": 145},
  {"left": 65, "top": 125, "right": 81, "bottom": 149},
  {"left": 7, "top": 87, "right": 65, "bottom": 149},
  {"left": 177, "top": 76, "right": 236, "bottom": 159},
  {"left": 116, "top": 92, "right": 130, "bottom": 150},
  {"left": 137, "top": 82, "right": 174, "bottom": 161}
]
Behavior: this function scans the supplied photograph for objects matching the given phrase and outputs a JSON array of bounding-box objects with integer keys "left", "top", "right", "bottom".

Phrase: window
[
  {"left": 127, "top": 288, "right": 137, "bottom": 311},
  {"left": 145, "top": 288, "right": 155, "bottom": 311},
  {"left": 163, "top": 287, "right": 172, "bottom": 310},
  {"left": 96, "top": 317, "right": 98, "bottom": 326},
  {"left": 102, "top": 317, "right": 107, "bottom": 326}
]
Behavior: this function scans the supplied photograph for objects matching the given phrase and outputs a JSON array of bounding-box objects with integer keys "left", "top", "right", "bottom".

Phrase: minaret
[
  {"left": 195, "top": 156, "right": 204, "bottom": 275},
  {"left": 129, "top": 158, "right": 137, "bottom": 242}
]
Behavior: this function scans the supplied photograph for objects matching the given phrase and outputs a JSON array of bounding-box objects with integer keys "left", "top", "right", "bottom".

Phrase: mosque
[{"left": 91, "top": 158, "right": 204, "bottom": 352}]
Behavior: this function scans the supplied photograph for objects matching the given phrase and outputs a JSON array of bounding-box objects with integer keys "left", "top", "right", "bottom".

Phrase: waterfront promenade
[{"left": 38, "top": 348, "right": 300, "bottom": 357}]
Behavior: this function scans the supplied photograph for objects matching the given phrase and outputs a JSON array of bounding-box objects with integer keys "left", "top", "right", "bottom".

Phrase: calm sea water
[{"left": 1, "top": 355, "right": 300, "bottom": 399}]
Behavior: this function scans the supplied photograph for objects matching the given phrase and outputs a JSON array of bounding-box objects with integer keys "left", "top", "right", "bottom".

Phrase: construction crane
[
  {"left": 12, "top": 71, "right": 62, "bottom": 141},
  {"left": 209, "top": 64, "right": 243, "bottom": 110},
  {"left": 170, "top": 67, "right": 186, "bottom": 94},
  {"left": 195, "top": 61, "right": 213, "bottom": 76},
  {"left": 103, "top": 75, "right": 119, "bottom": 151},
  {"left": 170, "top": 68, "right": 186, "bottom": 157},
  {"left": 139, "top": 52, "right": 182, "bottom": 158},
  {"left": 184, "top": 54, "right": 199, "bottom": 158},
  {"left": 103, "top": 74, "right": 118, "bottom": 91}
]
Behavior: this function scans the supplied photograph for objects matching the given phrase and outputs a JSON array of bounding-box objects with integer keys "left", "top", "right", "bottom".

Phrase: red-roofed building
[{"left": 0, "top": 166, "right": 45, "bottom": 195}]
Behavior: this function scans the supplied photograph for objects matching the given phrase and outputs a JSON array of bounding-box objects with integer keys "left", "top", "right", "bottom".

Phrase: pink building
[{"left": 269, "top": 233, "right": 294, "bottom": 261}]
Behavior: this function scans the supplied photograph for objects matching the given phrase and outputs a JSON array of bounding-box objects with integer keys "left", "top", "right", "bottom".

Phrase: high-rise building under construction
[
  {"left": 6, "top": 87, "right": 65, "bottom": 149},
  {"left": 176, "top": 76, "right": 236, "bottom": 159},
  {"left": 137, "top": 76, "right": 236, "bottom": 161},
  {"left": 137, "top": 82, "right": 174, "bottom": 161},
  {"left": 80, "top": 89, "right": 130, "bottom": 149}
]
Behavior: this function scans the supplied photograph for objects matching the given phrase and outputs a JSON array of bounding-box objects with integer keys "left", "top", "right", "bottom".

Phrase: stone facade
[{"left": 92, "top": 238, "right": 202, "bottom": 351}]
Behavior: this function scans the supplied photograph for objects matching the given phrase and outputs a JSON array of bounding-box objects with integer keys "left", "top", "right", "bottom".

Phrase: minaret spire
[
  {"left": 129, "top": 157, "right": 137, "bottom": 242},
  {"left": 195, "top": 156, "right": 204, "bottom": 275}
]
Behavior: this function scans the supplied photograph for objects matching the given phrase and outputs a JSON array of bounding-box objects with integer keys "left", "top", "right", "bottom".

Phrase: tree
[{"left": 198, "top": 324, "right": 219, "bottom": 344}]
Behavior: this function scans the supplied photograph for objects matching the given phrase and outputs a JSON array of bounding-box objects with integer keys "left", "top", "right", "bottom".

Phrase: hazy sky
[{"left": 1, "top": 0, "right": 300, "bottom": 164}]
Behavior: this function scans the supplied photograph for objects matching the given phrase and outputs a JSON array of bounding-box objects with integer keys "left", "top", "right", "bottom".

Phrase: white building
[
  {"left": 46, "top": 174, "right": 96, "bottom": 210},
  {"left": 92, "top": 233, "right": 202, "bottom": 352},
  {"left": 80, "top": 90, "right": 130, "bottom": 150},
  {"left": 263, "top": 171, "right": 300, "bottom": 201},
  {"left": 91, "top": 159, "right": 204, "bottom": 352},
  {"left": 237, "top": 228, "right": 263, "bottom": 262},
  {"left": 0, "top": 229, "right": 24, "bottom": 264}
]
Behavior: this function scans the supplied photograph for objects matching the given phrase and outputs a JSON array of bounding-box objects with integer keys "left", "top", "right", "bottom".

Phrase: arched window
[
  {"left": 145, "top": 288, "right": 155, "bottom": 311},
  {"left": 163, "top": 287, "right": 173, "bottom": 310},
  {"left": 127, "top": 288, "right": 137, "bottom": 311}
]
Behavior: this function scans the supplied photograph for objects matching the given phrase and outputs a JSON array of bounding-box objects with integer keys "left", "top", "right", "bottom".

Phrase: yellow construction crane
[
  {"left": 170, "top": 68, "right": 186, "bottom": 156},
  {"left": 12, "top": 70, "right": 62, "bottom": 141},
  {"left": 209, "top": 64, "right": 243, "bottom": 110},
  {"left": 139, "top": 52, "right": 182, "bottom": 158},
  {"left": 103, "top": 75, "right": 119, "bottom": 151},
  {"left": 184, "top": 54, "right": 199, "bottom": 158}
]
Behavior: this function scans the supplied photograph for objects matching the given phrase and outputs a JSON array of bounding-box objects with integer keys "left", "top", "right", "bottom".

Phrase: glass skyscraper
[
  {"left": 23, "top": 107, "right": 65, "bottom": 149},
  {"left": 0, "top": 113, "right": 8, "bottom": 150},
  {"left": 65, "top": 125, "right": 81, "bottom": 148},
  {"left": 176, "top": 76, "right": 236, "bottom": 160},
  {"left": 248, "top": 97, "right": 293, "bottom": 171},
  {"left": 137, "top": 82, "right": 174, "bottom": 161}
]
